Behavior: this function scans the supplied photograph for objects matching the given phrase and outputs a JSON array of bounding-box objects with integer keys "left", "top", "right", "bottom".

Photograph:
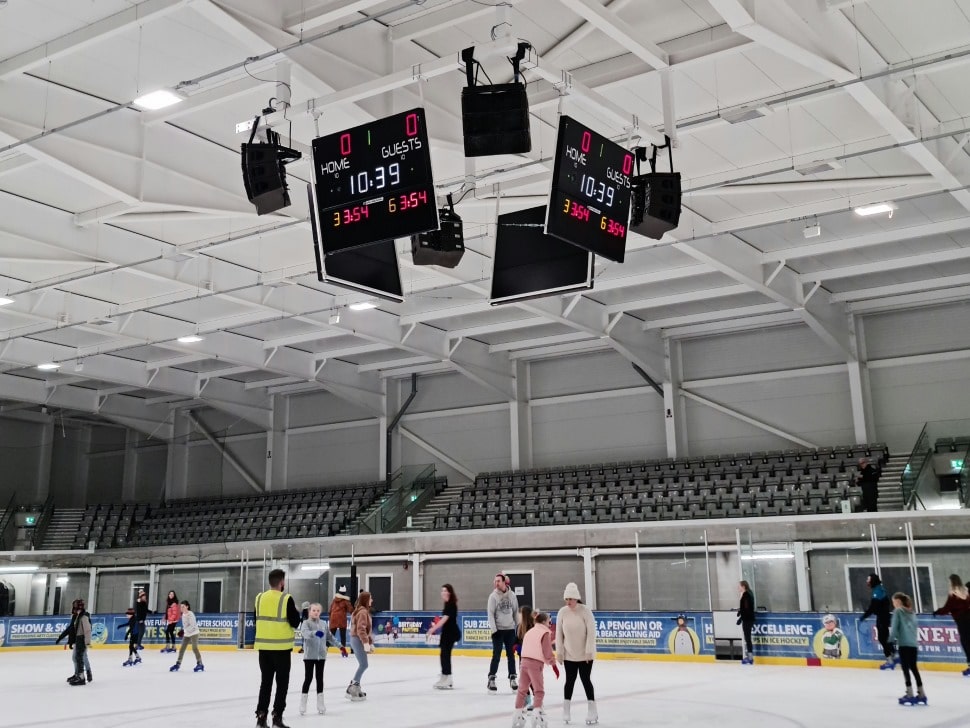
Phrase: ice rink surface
[{"left": 5, "top": 650, "right": 970, "bottom": 728}]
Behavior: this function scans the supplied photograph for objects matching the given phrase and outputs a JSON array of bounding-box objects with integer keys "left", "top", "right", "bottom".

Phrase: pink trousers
[{"left": 515, "top": 657, "right": 546, "bottom": 709}]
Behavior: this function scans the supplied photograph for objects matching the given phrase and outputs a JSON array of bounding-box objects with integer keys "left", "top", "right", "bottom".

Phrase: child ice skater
[
  {"left": 346, "top": 591, "right": 373, "bottom": 701},
  {"left": 299, "top": 602, "right": 342, "bottom": 714},
  {"left": 162, "top": 591, "right": 180, "bottom": 653},
  {"left": 118, "top": 607, "right": 142, "bottom": 666},
  {"left": 169, "top": 600, "right": 204, "bottom": 673},
  {"left": 514, "top": 605, "right": 536, "bottom": 708},
  {"left": 512, "top": 612, "right": 559, "bottom": 728},
  {"left": 891, "top": 592, "right": 927, "bottom": 705},
  {"left": 56, "top": 598, "right": 93, "bottom": 685}
]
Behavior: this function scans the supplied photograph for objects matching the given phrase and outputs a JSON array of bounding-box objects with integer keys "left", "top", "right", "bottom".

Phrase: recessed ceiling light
[
  {"left": 349, "top": 301, "right": 378, "bottom": 311},
  {"left": 36, "top": 362, "right": 61, "bottom": 371},
  {"left": 0, "top": 296, "right": 13, "bottom": 306},
  {"left": 177, "top": 335, "right": 204, "bottom": 344},
  {"left": 854, "top": 202, "right": 895, "bottom": 217},
  {"left": 133, "top": 89, "right": 184, "bottom": 111}
]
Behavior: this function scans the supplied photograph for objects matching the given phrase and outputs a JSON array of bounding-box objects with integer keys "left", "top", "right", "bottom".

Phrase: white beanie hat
[{"left": 563, "top": 582, "right": 582, "bottom": 600}]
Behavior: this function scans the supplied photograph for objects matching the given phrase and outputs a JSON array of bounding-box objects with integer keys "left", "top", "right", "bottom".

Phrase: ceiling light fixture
[
  {"left": 854, "top": 202, "right": 895, "bottom": 217},
  {"left": 177, "top": 335, "right": 204, "bottom": 344},
  {"left": 300, "top": 563, "right": 331, "bottom": 571},
  {"left": 132, "top": 89, "right": 184, "bottom": 111},
  {"left": 0, "top": 296, "right": 13, "bottom": 306},
  {"left": 36, "top": 362, "right": 61, "bottom": 371},
  {"left": 0, "top": 565, "right": 39, "bottom": 573},
  {"left": 349, "top": 301, "right": 378, "bottom": 311}
]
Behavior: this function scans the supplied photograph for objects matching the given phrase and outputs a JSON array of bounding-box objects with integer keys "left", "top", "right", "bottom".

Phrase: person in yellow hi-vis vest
[{"left": 255, "top": 568, "right": 302, "bottom": 728}]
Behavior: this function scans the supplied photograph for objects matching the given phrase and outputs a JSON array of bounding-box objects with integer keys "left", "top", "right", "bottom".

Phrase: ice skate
[
  {"left": 122, "top": 658, "right": 134, "bottom": 667},
  {"left": 271, "top": 713, "right": 290, "bottom": 728},
  {"left": 533, "top": 708, "right": 548, "bottom": 728},
  {"left": 434, "top": 674, "right": 453, "bottom": 690},
  {"left": 563, "top": 700, "right": 571, "bottom": 724},
  {"left": 193, "top": 663, "right": 205, "bottom": 672},
  {"left": 68, "top": 675, "right": 86, "bottom": 686},
  {"left": 962, "top": 666, "right": 970, "bottom": 676},
  {"left": 487, "top": 675, "right": 497, "bottom": 693},
  {"left": 317, "top": 694, "right": 326, "bottom": 715},
  {"left": 879, "top": 657, "right": 896, "bottom": 670},
  {"left": 86, "top": 670, "right": 93, "bottom": 683},
  {"left": 255, "top": 711, "right": 269, "bottom": 728},
  {"left": 133, "top": 655, "right": 142, "bottom": 665},
  {"left": 169, "top": 663, "right": 180, "bottom": 672},
  {"left": 510, "top": 674, "right": 519, "bottom": 690},
  {"left": 914, "top": 687, "right": 928, "bottom": 705},
  {"left": 512, "top": 709, "right": 527, "bottom": 728},
  {"left": 585, "top": 701, "right": 598, "bottom": 725},
  {"left": 299, "top": 694, "right": 308, "bottom": 716},
  {"left": 525, "top": 692, "right": 533, "bottom": 710},
  {"left": 346, "top": 681, "right": 366, "bottom": 701},
  {"left": 898, "top": 686, "right": 914, "bottom": 705}
]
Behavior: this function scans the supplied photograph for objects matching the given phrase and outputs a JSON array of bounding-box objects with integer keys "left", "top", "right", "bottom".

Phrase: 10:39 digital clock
[
  {"left": 310, "top": 108, "right": 439, "bottom": 255},
  {"left": 545, "top": 115, "right": 634, "bottom": 263}
]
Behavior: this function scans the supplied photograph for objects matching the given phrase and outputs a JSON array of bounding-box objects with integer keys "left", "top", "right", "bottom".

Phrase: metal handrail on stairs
[
  {"left": 0, "top": 492, "right": 16, "bottom": 551},
  {"left": 901, "top": 423, "right": 931, "bottom": 510},
  {"left": 28, "top": 493, "right": 55, "bottom": 550}
]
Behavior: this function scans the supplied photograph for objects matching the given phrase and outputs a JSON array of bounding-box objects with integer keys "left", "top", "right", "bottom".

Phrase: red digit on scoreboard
[
  {"left": 405, "top": 113, "right": 419, "bottom": 137},
  {"left": 340, "top": 133, "right": 352, "bottom": 156},
  {"left": 581, "top": 130, "right": 591, "bottom": 154},
  {"left": 622, "top": 154, "right": 633, "bottom": 176}
]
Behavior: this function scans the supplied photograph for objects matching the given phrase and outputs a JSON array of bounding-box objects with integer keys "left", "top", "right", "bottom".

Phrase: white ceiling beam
[
  {"left": 663, "top": 311, "right": 804, "bottom": 339},
  {"left": 507, "top": 339, "right": 611, "bottom": 361},
  {"left": 0, "top": 0, "right": 189, "bottom": 80},
  {"left": 261, "top": 329, "right": 343, "bottom": 349},
  {"left": 847, "top": 285, "right": 970, "bottom": 314},
  {"left": 141, "top": 76, "right": 265, "bottom": 124},
  {"left": 244, "top": 376, "right": 303, "bottom": 391},
  {"left": 389, "top": 0, "right": 526, "bottom": 42},
  {"left": 0, "top": 153, "right": 36, "bottom": 177},
  {"left": 448, "top": 316, "right": 552, "bottom": 339},
  {"left": 357, "top": 356, "right": 435, "bottom": 373},
  {"left": 147, "top": 353, "right": 211, "bottom": 370},
  {"left": 801, "top": 247, "right": 970, "bottom": 283},
  {"left": 687, "top": 175, "right": 934, "bottom": 197},
  {"left": 831, "top": 273, "right": 970, "bottom": 303},
  {"left": 489, "top": 332, "right": 595, "bottom": 353},
  {"left": 557, "top": 0, "right": 668, "bottom": 69},
  {"left": 198, "top": 365, "right": 254, "bottom": 380},
  {"left": 605, "top": 284, "right": 753, "bottom": 314},
  {"left": 643, "top": 303, "right": 789, "bottom": 330},
  {"left": 283, "top": 0, "right": 392, "bottom": 33}
]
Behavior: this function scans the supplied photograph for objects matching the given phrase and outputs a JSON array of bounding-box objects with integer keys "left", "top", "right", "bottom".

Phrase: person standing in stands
[
  {"left": 933, "top": 574, "right": 970, "bottom": 676},
  {"left": 487, "top": 573, "right": 520, "bottom": 694},
  {"left": 426, "top": 583, "right": 460, "bottom": 690},
  {"left": 328, "top": 586, "right": 353, "bottom": 654},
  {"left": 556, "top": 582, "right": 598, "bottom": 725},
  {"left": 162, "top": 591, "right": 180, "bottom": 653},
  {"left": 737, "top": 580, "right": 755, "bottom": 665},
  {"left": 134, "top": 588, "right": 149, "bottom": 650},
  {"left": 860, "top": 572, "right": 895, "bottom": 669},
  {"left": 856, "top": 457, "right": 881, "bottom": 512},
  {"left": 254, "top": 568, "right": 302, "bottom": 728}
]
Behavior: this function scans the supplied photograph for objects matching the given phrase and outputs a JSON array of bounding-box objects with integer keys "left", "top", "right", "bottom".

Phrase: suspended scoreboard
[
  {"left": 545, "top": 116, "right": 635, "bottom": 263},
  {"left": 310, "top": 108, "right": 439, "bottom": 255}
]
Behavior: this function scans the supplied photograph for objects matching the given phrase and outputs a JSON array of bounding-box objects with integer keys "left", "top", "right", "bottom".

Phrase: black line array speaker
[
  {"left": 630, "top": 172, "right": 682, "bottom": 240},
  {"left": 241, "top": 142, "right": 291, "bottom": 215},
  {"left": 411, "top": 208, "right": 464, "bottom": 268},
  {"left": 461, "top": 82, "right": 532, "bottom": 157}
]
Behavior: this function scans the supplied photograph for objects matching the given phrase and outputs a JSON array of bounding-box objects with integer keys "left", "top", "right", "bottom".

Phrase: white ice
[{"left": 4, "top": 650, "right": 970, "bottom": 728}]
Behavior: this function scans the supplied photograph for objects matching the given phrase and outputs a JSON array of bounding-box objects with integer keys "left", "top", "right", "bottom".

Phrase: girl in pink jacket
[
  {"left": 162, "top": 591, "right": 180, "bottom": 653},
  {"left": 512, "top": 612, "right": 559, "bottom": 728}
]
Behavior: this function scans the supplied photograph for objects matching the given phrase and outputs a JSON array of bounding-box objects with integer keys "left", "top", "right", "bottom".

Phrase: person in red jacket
[
  {"left": 328, "top": 586, "right": 353, "bottom": 653},
  {"left": 933, "top": 574, "right": 970, "bottom": 676},
  {"left": 162, "top": 591, "right": 180, "bottom": 654}
]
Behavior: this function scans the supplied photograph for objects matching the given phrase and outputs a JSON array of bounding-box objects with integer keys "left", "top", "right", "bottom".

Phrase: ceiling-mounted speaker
[
  {"left": 630, "top": 173, "right": 682, "bottom": 240},
  {"left": 460, "top": 43, "right": 532, "bottom": 157},
  {"left": 411, "top": 208, "right": 464, "bottom": 268}
]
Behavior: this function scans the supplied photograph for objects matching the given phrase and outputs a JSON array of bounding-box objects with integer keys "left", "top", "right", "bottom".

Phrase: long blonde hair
[{"left": 949, "top": 574, "right": 969, "bottom": 600}]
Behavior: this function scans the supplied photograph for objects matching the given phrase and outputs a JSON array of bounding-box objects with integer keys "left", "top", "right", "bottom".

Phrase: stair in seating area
[
  {"left": 409, "top": 484, "right": 463, "bottom": 531},
  {"left": 877, "top": 454, "right": 908, "bottom": 511},
  {"left": 41, "top": 508, "right": 85, "bottom": 549}
]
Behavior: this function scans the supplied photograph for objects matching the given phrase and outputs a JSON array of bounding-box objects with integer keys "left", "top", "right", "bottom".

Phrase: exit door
[
  {"left": 505, "top": 572, "right": 534, "bottom": 609},
  {"left": 367, "top": 575, "right": 392, "bottom": 613}
]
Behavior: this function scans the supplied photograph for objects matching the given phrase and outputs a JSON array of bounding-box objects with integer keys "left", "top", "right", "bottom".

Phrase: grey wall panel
[
  {"left": 192, "top": 409, "right": 264, "bottom": 438},
  {"left": 134, "top": 446, "right": 168, "bottom": 503},
  {"left": 287, "top": 426, "right": 380, "bottom": 488},
  {"left": 403, "top": 411, "right": 511, "bottom": 476},
  {"left": 531, "top": 394, "right": 666, "bottom": 467},
  {"left": 0, "top": 418, "right": 45, "bottom": 504},
  {"left": 50, "top": 428, "right": 84, "bottom": 507},
  {"left": 87, "top": 453, "right": 124, "bottom": 502},
  {"left": 289, "top": 391, "right": 375, "bottom": 429},
  {"left": 681, "top": 325, "right": 842, "bottom": 381},
  {"left": 89, "top": 425, "right": 126, "bottom": 454},
  {"left": 399, "top": 440, "right": 469, "bottom": 486},
  {"left": 683, "top": 373, "right": 855, "bottom": 455},
  {"left": 406, "top": 372, "right": 504, "bottom": 414},
  {"left": 530, "top": 351, "right": 645, "bottom": 399},
  {"left": 870, "top": 358, "right": 970, "bottom": 453},
  {"left": 864, "top": 303, "right": 970, "bottom": 360}
]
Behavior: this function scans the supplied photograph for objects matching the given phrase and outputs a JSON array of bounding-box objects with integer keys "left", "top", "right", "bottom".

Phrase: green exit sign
[{"left": 24, "top": 516, "right": 36, "bottom": 525}]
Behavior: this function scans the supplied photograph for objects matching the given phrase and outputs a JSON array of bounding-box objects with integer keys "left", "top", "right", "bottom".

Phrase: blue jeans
[
  {"left": 489, "top": 629, "right": 517, "bottom": 678},
  {"left": 349, "top": 636, "right": 368, "bottom": 683}
]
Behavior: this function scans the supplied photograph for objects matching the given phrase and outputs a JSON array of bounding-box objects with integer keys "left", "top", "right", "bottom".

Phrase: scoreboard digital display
[
  {"left": 311, "top": 108, "right": 439, "bottom": 254},
  {"left": 545, "top": 116, "right": 634, "bottom": 263}
]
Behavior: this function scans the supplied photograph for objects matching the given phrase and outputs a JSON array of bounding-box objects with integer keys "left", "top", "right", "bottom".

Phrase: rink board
[{"left": 0, "top": 610, "right": 965, "bottom": 669}]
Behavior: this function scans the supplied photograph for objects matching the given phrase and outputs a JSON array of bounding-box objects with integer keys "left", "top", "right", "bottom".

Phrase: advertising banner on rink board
[{"left": 0, "top": 610, "right": 963, "bottom": 662}]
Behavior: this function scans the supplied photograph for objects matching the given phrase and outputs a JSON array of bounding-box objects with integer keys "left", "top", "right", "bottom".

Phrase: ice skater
[
  {"left": 299, "top": 602, "right": 341, "bottom": 714},
  {"left": 135, "top": 588, "right": 149, "bottom": 650},
  {"left": 169, "top": 600, "right": 204, "bottom": 673},
  {"left": 487, "top": 572, "right": 520, "bottom": 693},
  {"left": 737, "top": 580, "right": 755, "bottom": 664},
  {"left": 511, "top": 612, "right": 559, "bottom": 728},
  {"left": 514, "top": 605, "right": 535, "bottom": 708},
  {"left": 254, "top": 568, "right": 302, "bottom": 728},
  {"left": 162, "top": 591, "right": 180, "bottom": 653},
  {"left": 860, "top": 572, "right": 895, "bottom": 668},
  {"left": 347, "top": 590, "right": 373, "bottom": 701},
  {"left": 556, "top": 582, "right": 597, "bottom": 725},
  {"left": 425, "top": 583, "right": 460, "bottom": 690},
  {"left": 56, "top": 598, "right": 93, "bottom": 685},
  {"left": 890, "top": 592, "right": 927, "bottom": 705},
  {"left": 932, "top": 574, "right": 970, "bottom": 676},
  {"left": 328, "top": 585, "right": 352, "bottom": 654},
  {"left": 118, "top": 607, "right": 142, "bottom": 666}
]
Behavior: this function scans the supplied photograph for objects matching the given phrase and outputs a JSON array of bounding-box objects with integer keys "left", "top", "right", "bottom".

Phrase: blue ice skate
[
  {"left": 962, "top": 666, "right": 970, "bottom": 677},
  {"left": 133, "top": 655, "right": 142, "bottom": 665},
  {"left": 122, "top": 658, "right": 134, "bottom": 667},
  {"left": 193, "top": 664, "right": 205, "bottom": 672},
  {"left": 879, "top": 658, "right": 896, "bottom": 670},
  {"left": 169, "top": 663, "right": 180, "bottom": 672}
]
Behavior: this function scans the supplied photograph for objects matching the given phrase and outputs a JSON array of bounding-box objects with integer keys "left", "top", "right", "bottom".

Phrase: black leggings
[
  {"left": 440, "top": 633, "right": 457, "bottom": 675},
  {"left": 563, "top": 660, "right": 594, "bottom": 701},
  {"left": 302, "top": 660, "right": 325, "bottom": 694},
  {"left": 165, "top": 623, "right": 178, "bottom": 646},
  {"left": 898, "top": 646, "right": 922, "bottom": 687},
  {"left": 955, "top": 616, "right": 970, "bottom": 663},
  {"left": 330, "top": 626, "right": 347, "bottom": 648},
  {"left": 741, "top": 620, "right": 754, "bottom": 653},
  {"left": 876, "top": 620, "right": 895, "bottom": 659}
]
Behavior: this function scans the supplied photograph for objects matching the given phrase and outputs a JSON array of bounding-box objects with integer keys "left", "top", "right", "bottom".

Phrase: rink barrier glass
[{"left": 0, "top": 609, "right": 965, "bottom": 670}]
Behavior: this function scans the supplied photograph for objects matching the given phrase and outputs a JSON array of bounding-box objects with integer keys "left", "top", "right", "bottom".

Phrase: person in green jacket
[{"left": 890, "top": 592, "right": 927, "bottom": 705}]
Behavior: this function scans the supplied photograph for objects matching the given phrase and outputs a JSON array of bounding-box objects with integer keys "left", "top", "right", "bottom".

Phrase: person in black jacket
[
  {"left": 856, "top": 458, "right": 881, "bottom": 512},
  {"left": 860, "top": 572, "right": 896, "bottom": 668},
  {"left": 134, "top": 588, "right": 149, "bottom": 650},
  {"left": 56, "top": 598, "right": 93, "bottom": 684},
  {"left": 737, "top": 580, "right": 755, "bottom": 665},
  {"left": 118, "top": 608, "right": 142, "bottom": 666}
]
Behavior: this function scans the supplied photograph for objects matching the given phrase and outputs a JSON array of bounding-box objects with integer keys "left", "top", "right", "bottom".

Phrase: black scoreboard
[
  {"left": 311, "top": 108, "right": 439, "bottom": 254},
  {"left": 545, "top": 116, "right": 635, "bottom": 263}
]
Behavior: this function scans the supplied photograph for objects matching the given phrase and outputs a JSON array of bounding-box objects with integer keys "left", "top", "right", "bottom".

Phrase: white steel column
[
  {"left": 581, "top": 546, "right": 597, "bottom": 609},
  {"left": 75, "top": 426, "right": 92, "bottom": 503},
  {"left": 377, "top": 379, "right": 388, "bottom": 480},
  {"left": 411, "top": 553, "right": 422, "bottom": 610},
  {"left": 793, "top": 541, "right": 812, "bottom": 611},
  {"left": 35, "top": 417, "right": 54, "bottom": 502},
  {"left": 266, "top": 394, "right": 290, "bottom": 491},
  {"left": 663, "top": 339, "right": 687, "bottom": 458},
  {"left": 510, "top": 360, "right": 532, "bottom": 470},
  {"left": 846, "top": 314, "right": 874, "bottom": 444},
  {"left": 87, "top": 567, "right": 97, "bottom": 613},
  {"left": 165, "top": 411, "right": 191, "bottom": 500},
  {"left": 121, "top": 428, "right": 138, "bottom": 501}
]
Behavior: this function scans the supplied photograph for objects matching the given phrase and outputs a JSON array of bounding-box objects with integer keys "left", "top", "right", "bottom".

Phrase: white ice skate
[
  {"left": 563, "top": 700, "right": 571, "bottom": 724},
  {"left": 434, "top": 674, "right": 453, "bottom": 690},
  {"left": 532, "top": 708, "right": 548, "bottom": 728},
  {"left": 299, "top": 695, "right": 307, "bottom": 715},
  {"left": 317, "top": 694, "right": 326, "bottom": 714},
  {"left": 585, "top": 701, "right": 598, "bottom": 725},
  {"left": 512, "top": 709, "right": 527, "bottom": 728}
]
